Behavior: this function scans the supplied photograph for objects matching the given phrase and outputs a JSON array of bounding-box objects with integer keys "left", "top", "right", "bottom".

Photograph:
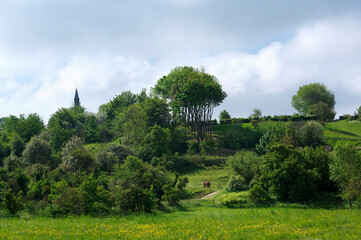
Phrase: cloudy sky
[{"left": 1, "top": 0, "right": 361, "bottom": 123}]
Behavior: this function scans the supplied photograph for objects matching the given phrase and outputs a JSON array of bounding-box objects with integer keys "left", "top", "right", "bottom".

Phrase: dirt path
[{"left": 200, "top": 191, "right": 220, "bottom": 199}]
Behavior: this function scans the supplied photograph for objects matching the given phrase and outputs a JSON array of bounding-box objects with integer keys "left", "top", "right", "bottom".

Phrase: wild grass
[
  {"left": 183, "top": 167, "right": 228, "bottom": 198},
  {"left": 1, "top": 205, "right": 360, "bottom": 239},
  {"left": 324, "top": 120, "right": 361, "bottom": 148},
  {"left": 324, "top": 120, "right": 361, "bottom": 139}
]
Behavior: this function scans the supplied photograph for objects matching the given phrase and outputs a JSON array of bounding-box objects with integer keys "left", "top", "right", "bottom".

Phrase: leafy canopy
[{"left": 292, "top": 83, "right": 335, "bottom": 116}]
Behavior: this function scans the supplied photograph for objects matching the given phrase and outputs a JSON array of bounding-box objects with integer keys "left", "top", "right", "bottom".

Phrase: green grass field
[
  {"left": 324, "top": 120, "right": 361, "bottom": 140},
  {"left": 324, "top": 120, "right": 361, "bottom": 148},
  {"left": 1, "top": 205, "right": 360, "bottom": 239},
  {"left": 183, "top": 167, "right": 228, "bottom": 198}
]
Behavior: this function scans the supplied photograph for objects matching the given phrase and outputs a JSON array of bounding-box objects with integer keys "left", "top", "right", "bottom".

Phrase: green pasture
[
  {"left": 183, "top": 167, "right": 228, "bottom": 198},
  {"left": 324, "top": 120, "right": 361, "bottom": 139},
  {"left": 1, "top": 205, "right": 360, "bottom": 239}
]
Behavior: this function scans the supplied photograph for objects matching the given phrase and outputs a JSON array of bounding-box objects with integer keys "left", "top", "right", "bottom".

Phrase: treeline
[{"left": 219, "top": 114, "right": 318, "bottom": 125}]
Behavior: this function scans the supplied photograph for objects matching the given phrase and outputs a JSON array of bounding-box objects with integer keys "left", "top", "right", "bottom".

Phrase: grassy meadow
[
  {"left": 3, "top": 120, "right": 361, "bottom": 240},
  {"left": 1, "top": 205, "right": 361, "bottom": 239}
]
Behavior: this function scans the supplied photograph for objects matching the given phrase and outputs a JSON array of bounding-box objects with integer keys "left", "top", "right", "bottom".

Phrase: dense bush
[
  {"left": 249, "top": 185, "right": 271, "bottom": 204},
  {"left": 300, "top": 121, "right": 324, "bottom": 147},
  {"left": 218, "top": 192, "right": 249, "bottom": 208},
  {"left": 260, "top": 143, "right": 322, "bottom": 202},
  {"left": 221, "top": 127, "right": 262, "bottom": 150},
  {"left": 227, "top": 151, "right": 262, "bottom": 185},
  {"left": 226, "top": 176, "right": 248, "bottom": 192}
]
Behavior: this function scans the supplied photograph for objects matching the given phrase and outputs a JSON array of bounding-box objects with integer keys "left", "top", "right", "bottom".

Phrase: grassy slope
[
  {"left": 183, "top": 167, "right": 228, "bottom": 198},
  {"left": 1, "top": 206, "right": 361, "bottom": 239},
  {"left": 324, "top": 120, "right": 361, "bottom": 148},
  {"left": 324, "top": 120, "right": 361, "bottom": 139}
]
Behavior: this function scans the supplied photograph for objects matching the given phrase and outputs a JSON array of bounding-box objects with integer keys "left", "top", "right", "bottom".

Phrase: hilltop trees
[
  {"left": 154, "top": 66, "right": 227, "bottom": 142},
  {"left": 292, "top": 83, "right": 336, "bottom": 126}
]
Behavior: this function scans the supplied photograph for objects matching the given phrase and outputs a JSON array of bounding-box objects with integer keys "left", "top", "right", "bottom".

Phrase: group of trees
[
  {"left": 1, "top": 66, "right": 360, "bottom": 215},
  {"left": 0, "top": 66, "right": 226, "bottom": 216}
]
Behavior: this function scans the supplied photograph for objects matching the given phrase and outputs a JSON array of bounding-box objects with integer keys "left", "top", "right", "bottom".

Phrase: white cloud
[{"left": 1, "top": 11, "right": 361, "bottom": 121}]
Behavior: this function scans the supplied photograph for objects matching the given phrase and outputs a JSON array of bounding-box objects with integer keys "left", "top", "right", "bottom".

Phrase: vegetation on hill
[{"left": 1, "top": 71, "right": 361, "bottom": 220}]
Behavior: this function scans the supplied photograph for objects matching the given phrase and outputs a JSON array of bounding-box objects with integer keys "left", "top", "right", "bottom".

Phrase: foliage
[
  {"left": 48, "top": 107, "right": 85, "bottom": 152},
  {"left": 140, "top": 125, "right": 171, "bottom": 161},
  {"left": 249, "top": 108, "right": 262, "bottom": 119},
  {"left": 118, "top": 104, "right": 149, "bottom": 149},
  {"left": 221, "top": 126, "right": 262, "bottom": 150},
  {"left": 292, "top": 82, "right": 335, "bottom": 116},
  {"left": 2, "top": 190, "right": 22, "bottom": 215},
  {"left": 100, "top": 90, "right": 146, "bottom": 121},
  {"left": 225, "top": 176, "right": 248, "bottom": 192},
  {"left": 249, "top": 185, "right": 271, "bottom": 204},
  {"left": 226, "top": 151, "right": 262, "bottom": 186},
  {"left": 300, "top": 121, "right": 324, "bottom": 147},
  {"left": 301, "top": 146, "right": 335, "bottom": 192},
  {"left": 219, "top": 110, "right": 231, "bottom": 122},
  {"left": 309, "top": 101, "right": 336, "bottom": 126},
  {"left": 154, "top": 66, "right": 226, "bottom": 142},
  {"left": 10, "top": 133, "right": 25, "bottom": 157},
  {"left": 3, "top": 155, "right": 22, "bottom": 172},
  {"left": 218, "top": 191, "right": 249, "bottom": 207},
  {"left": 168, "top": 125, "right": 189, "bottom": 154},
  {"left": 141, "top": 96, "right": 171, "bottom": 127},
  {"left": 2, "top": 113, "right": 44, "bottom": 143},
  {"left": 110, "top": 156, "right": 169, "bottom": 213},
  {"left": 162, "top": 174, "right": 188, "bottom": 206},
  {"left": 256, "top": 121, "right": 288, "bottom": 154},
  {"left": 260, "top": 143, "right": 321, "bottom": 202},
  {"left": 84, "top": 114, "right": 99, "bottom": 143},
  {"left": 23, "top": 136, "right": 52, "bottom": 165},
  {"left": 330, "top": 142, "right": 361, "bottom": 208}
]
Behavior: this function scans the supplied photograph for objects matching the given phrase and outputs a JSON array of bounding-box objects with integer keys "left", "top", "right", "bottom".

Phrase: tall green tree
[
  {"left": 154, "top": 66, "right": 226, "bottom": 142},
  {"left": 48, "top": 107, "right": 85, "bottom": 152},
  {"left": 118, "top": 104, "right": 149, "bottom": 149},
  {"left": 219, "top": 110, "right": 231, "bottom": 121},
  {"left": 141, "top": 96, "right": 171, "bottom": 127},
  {"left": 292, "top": 83, "right": 336, "bottom": 124},
  {"left": 2, "top": 114, "right": 44, "bottom": 142}
]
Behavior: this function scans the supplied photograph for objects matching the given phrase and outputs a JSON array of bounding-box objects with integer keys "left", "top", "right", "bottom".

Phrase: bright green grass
[
  {"left": 324, "top": 120, "right": 361, "bottom": 139},
  {"left": 183, "top": 167, "right": 228, "bottom": 198},
  {"left": 324, "top": 120, "right": 361, "bottom": 148},
  {"left": 1, "top": 206, "right": 361, "bottom": 239}
]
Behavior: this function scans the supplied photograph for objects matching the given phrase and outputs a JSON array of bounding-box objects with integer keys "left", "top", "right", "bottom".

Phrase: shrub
[
  {"left": 218, "top": 192, "right": 249, "bottom": 208},
  {"left": 227, "top": 151, "right": 262, "bottom": 185},
  {"left": 249, "top": 185, "right": 271, "bottom": 204},
  {"left": 187, "top": 142, "right": 200, "bottom": 155},
  {"left": 300, "top": 121, "right": 324, "bottom": 147},
  {"left": 200, "top": 140, "right": 216, "bottom": 155},
  {"left": 226, "top": 176, "right": 248, "bottom": 192},
  {"left": 260, "top": 143, "right": 320, "bottom": 202}
]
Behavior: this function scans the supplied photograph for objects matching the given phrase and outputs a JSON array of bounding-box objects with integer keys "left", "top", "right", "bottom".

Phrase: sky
[{"left": 1, "top": 0, "right": 361, "bottom": 123}]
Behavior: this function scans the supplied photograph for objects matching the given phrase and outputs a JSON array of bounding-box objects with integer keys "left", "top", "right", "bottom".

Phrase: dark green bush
[
  {"left": 226, "top": 176, "right": 248, "bottom": 192},
  {"left": 249, "top": 185, "right": 271, "bottom": 204}
]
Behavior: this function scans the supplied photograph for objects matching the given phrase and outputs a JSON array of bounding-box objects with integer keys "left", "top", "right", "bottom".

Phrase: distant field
[
  {"left": 183, "top": 167, "right": 228, "bottom": 198},
  {"left": 1, "top": 206, "right": 361, "bottom": 239},
  {"left": 324, "top": 120, "right": 361, "bottom": 139},
  {"left": 324, "top": 120, "right": 361, "bottom": 147}
]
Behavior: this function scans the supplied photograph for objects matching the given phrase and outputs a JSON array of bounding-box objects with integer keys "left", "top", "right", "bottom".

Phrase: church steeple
[{"left": 74, "top": 88, "right": 80, "bottom": 107}]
